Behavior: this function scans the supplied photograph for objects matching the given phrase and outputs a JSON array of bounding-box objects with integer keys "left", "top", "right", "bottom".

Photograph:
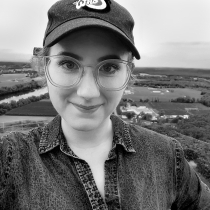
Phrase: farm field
[
  {"left": 0, "top": 115, "right": 54, "bottom": 124},
  {"left": 134, "top": 67, "right": 210, "bottom": 78},
  {"left": 0, "top": 74, "right": 32, "bottom": 87},
  {"left": 6, "top": 99, "right": 57, "bottom": 116},
  {"left": 148, "top": 102, "right": 209, "bottom": 110},
  {"left": 6, "top": 96, "right": 210, "bottom": 118},
  {"left": 123, "top": 87, "right": 201, "bottom": 102},
  {"left": 132, "top": 102, "right": 210, "bottom": 115}
]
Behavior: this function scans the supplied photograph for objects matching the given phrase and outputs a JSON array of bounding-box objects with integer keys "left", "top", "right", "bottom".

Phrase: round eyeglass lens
[
  {"left": 47, "top": 56, "right": 82, "bottom": 87},
  {"left": 97, "top": 60, "right": 129, "bottom": 89}
]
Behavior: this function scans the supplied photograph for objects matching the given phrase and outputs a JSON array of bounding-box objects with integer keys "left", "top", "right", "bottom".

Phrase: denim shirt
[{"left": 0, "top": 115, "right": 210, "bottom": 210}]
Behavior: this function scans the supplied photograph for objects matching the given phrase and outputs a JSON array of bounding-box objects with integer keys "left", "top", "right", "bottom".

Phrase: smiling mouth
[{"left": 71, "top": 102, "right": 102, "bottom": 110}]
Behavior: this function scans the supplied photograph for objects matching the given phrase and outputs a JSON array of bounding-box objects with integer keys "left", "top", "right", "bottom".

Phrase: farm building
[
  {"left": 120, "top": 105, "right": 158, "bottom": 121},
  {"left": 160, "top": 110, "right": 189, "bottom": 119}
]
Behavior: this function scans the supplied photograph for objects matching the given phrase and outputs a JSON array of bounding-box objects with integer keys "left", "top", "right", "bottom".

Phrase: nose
[{"left": 77, "top": 68, "right": 100, "bottom": 99}]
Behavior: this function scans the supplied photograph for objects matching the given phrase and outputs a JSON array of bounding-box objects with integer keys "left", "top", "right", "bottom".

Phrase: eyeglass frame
[{"left": 36, "top": 55, "right": 134, "bottom": 91}]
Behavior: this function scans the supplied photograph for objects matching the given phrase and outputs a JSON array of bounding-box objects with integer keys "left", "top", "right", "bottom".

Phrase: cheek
[
  {"left": 47, "top": 82, "right": 72, "bottom": 106},
  {"left": 105, "top": 90, "right": 124, "bottom": 107}
]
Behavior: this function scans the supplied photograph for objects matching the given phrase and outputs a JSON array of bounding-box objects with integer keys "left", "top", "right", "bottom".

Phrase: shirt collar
[
  {"left": 111, "top": 114, "right": 136, "bottom": 153},
  {"left": 39, "top": 114, "right": 136, "bottom": 154}
]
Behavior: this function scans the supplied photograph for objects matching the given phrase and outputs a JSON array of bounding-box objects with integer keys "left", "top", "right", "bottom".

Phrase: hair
[
  {"left": 30, "top": 47, "right": 50, "bottom": 87},
  {"left": 38, "top": 47, "right": 50, "bottom": 56}
]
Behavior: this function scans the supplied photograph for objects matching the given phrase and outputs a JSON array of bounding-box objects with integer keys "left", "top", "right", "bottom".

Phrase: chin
[
  {"left": 60, "top": 107, "right": 110, "bottom": 132},
  {"left": 70, "top": 119, "right": 101, "bottom": 131}
]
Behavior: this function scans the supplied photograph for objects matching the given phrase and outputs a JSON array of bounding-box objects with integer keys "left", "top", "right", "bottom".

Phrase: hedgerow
[{"left": 0, "top": 93, "right": 49, "bottom": 115}]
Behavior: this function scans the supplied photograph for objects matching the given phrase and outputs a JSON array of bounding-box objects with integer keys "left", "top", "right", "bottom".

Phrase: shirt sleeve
[
  {"left": 0, "top": 134, "right": 14, "bottom": 209},
  {"left": 171, "top": 140, "right": 210, "bottom": 210}
]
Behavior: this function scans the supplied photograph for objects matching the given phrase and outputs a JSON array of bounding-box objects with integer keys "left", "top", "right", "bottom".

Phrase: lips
[{"left": 71, "top": 102, "right": 102, "bottom": 110}]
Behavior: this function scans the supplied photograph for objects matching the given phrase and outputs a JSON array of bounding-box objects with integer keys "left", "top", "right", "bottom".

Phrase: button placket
[
  {"left": 74, "top": 159, "right": 108, "bottom": 210},
  {"left": 104, "top": 158, "right": 121, "bottom": 210}
]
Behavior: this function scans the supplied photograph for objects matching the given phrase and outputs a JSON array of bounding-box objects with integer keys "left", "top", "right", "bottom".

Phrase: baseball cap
[{"left": 43, "top": 0, "right": 140, "bottom": 59}]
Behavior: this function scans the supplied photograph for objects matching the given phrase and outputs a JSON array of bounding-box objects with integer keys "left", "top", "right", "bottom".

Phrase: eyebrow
[
  {"left": 97, "top": 55, "right": 121, "bottom": 62},
  {"left": 56, "top": 51, "right": 121, "bottom": 62},
  {"left": 56, "top": 52, "right": 83, "bottom": 61}
]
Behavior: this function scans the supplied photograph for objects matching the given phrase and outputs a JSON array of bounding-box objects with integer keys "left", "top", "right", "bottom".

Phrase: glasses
[{"left": 41, "top": 55, "right": 133, "bottom": 91}]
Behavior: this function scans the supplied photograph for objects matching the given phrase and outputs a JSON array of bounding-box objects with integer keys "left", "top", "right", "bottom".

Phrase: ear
[{"left": 130, "top": 63, "right": 135, "bottom": 71}]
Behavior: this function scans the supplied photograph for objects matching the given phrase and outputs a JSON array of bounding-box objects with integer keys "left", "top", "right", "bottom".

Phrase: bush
[
  {"left": 0, "top": 93, "right": 49, "bottom": 116},
  {"left": 28, "top": 96, "right": 38, "bottom": 102},
  {"left": 0, "top": 108, "right": 7, "bottom": 115},
  {"left": 184, "top": 149, "right": 199, "bottom": 161},
  {"left": 0, "top": 81, "right": 41, "bottom": 96},
  {"left": 0, "top": 103, "right": 12, "bottom": 111},
  {"left": 196, "top": 159, "right": 210, "bottom": 180},
  {"left": 10, "top": 100, "right": 17, "bottom": 109},
  {"left": 0, "top": 127, "right": 3, "bottom": 133},
  {"left": 17, "top": 100, "right": 24, "bottom": 107}
]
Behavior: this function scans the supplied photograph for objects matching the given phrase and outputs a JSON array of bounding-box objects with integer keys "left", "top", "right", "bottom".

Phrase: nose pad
[{"left": 77, "top": 68, "right": 100, "bottom": 99}]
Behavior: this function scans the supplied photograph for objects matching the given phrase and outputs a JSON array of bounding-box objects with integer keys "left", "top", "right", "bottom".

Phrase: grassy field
[
  {"left": 0, "top": 74, "right": 32, "bottom": 87},
  {"left": 148, "top": 102, "right": 210, "bottom": 110},
  {"left": 125, "top": 102, "right": 210, "bottom": 116},
  {"left": 6, "top": 96, "right": 210, "bottom": 117},
  {"left": 123, "top": 87, "right": 201, "bottom": 102},
  {"left": 6, "top": 99, "right": 57, "bottom": 116},
  {"left": 0, "top": 61, "right": 30, "bottom": 69},
  {"left": 134, "top": 67, "right": 210, "bottom": 78},
  {"left": 149, "top": 102, "right": 210, "bottom": 115}
]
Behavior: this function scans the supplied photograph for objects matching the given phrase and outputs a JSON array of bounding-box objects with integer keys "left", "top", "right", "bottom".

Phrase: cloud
[
  {"left": 136, "top": 42, "right": 210, "bottom": 69},
  {"left": 0, "top": 49, "right": 32, "bottom": 62}
]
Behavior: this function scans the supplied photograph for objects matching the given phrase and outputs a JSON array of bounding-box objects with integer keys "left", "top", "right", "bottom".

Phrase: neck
[{"left": 61, "top": 116, "right": 113, "bottom": 150}]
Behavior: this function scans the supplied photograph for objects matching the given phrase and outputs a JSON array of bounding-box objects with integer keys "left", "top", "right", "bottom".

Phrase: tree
[
  {"left": 143, "top": 99, "right": 149, "bottom": 102},
  {"left": 159, "top": 110, "right": 165, "bottom": 116},
  {"left": 0, "top": 102, "right": 12, "bottom": 111},
  {"left": 10, "top": 100, "right": 17, "bottom": 109},
  {"left": 171, "top": 117, "right": 179, "bottom": 124},
  {"left": 0, "top": 108, "right": 7, "bottom": 115},
  {"left": 125, "top": 112, "right": 136, "bottom": 120},
  {"left": 143, "top": 113, "right": 153, "bottom": 121}
]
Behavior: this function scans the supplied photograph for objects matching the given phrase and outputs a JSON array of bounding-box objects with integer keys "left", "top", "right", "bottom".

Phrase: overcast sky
[{"left": 0, "top": 0, "right": 210, "bottom": 68}]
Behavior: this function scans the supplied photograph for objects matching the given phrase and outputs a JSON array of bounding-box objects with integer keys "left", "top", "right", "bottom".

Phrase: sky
[{"left": 0, "top": 0, "right": 210, "bottom": 68}]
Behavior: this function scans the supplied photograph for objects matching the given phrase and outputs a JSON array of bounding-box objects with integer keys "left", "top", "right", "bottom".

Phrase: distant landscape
[
  {"left": 0, "top": 61, "right": 30, "bottom": 70},
  {"left": 135, "top": 67, "right": 210, "bottom": 78},
  {"left": 0, "top": 62, "right": 210, "bottom": 187}
]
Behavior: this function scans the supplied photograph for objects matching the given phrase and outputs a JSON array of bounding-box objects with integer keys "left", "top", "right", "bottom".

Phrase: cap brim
[{"left": 44, "top": 18, "right": 140, "bottom": 60}]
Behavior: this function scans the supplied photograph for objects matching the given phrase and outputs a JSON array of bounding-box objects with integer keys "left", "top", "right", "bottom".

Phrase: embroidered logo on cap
[{"left": 73, "top": 0, "right": 107, "bottom": 10}]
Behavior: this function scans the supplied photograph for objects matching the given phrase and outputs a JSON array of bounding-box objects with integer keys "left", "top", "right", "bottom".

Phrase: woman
[{"left": 0, "top": 0, "right": 210, "bottom": 209}]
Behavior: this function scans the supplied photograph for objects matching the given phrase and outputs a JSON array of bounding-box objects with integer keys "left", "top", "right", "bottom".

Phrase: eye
[
  {"left": 59, "top": 60, "right": 79, "bottom": 71},
  {"left": 100, "top": 63, "right": 120, "bottom": 74}
]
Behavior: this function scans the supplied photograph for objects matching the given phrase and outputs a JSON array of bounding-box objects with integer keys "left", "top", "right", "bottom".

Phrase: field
[
  {"left": 6, "top": 95, "right": 210, "bottom": 117},
  {"left": 147, "top": 102, "right": 209, "bottom": 110},
  {"left": 123, "top": 87, "right": 201, "bottom": 102},
  {"left": 144, "top": 102, "right": 210, "bottom": 115},
  {"left": 6, "top": 99, "right": 57, "bottom": 116},
  {"left": 0, "top": 61, "right": 30, "bottom": 69},
  {"left": 134, "top": 67, "right": 210, "bottom": 78},
  {"left": 0, "top": 74, "right": 32, "bottom": 87},
  {"left": 122, "top": 101, "right": 210, "bottom": 116}
]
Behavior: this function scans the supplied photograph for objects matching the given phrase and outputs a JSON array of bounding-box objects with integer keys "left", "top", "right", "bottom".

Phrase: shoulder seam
[{"left": 172, "top": 139, "right": 182, "bottom": 192}]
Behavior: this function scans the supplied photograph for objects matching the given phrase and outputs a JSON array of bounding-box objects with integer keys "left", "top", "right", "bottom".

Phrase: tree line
[
  {"left": 0, "top": 81, "right": 41, "bottom": 96},
  {"left": 0, "top": 93, "right": 49, "bottom": 115}
]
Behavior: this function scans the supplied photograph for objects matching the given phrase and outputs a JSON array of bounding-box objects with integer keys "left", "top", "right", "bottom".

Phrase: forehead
[{"left": 50, "top": 27, "right": 129, "bottom": 57}]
